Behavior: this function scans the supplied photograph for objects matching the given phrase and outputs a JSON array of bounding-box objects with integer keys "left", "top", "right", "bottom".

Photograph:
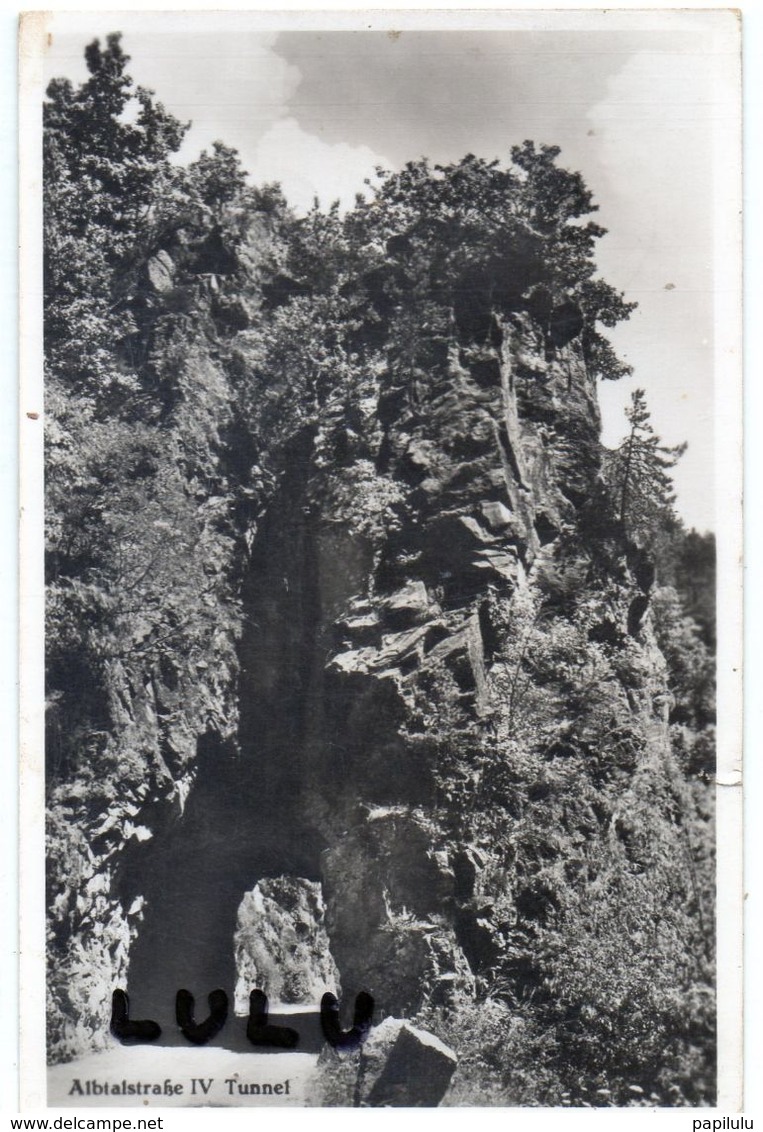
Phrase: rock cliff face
[
  {"left": 49, "top": 299, "right": 689, "bottom": 1045},
  {"left": 47, "top": 289, "right": 712, "bottom": 1105},
  {"left": 215, "top": 307, "right": 679, "bottom": 1027}
]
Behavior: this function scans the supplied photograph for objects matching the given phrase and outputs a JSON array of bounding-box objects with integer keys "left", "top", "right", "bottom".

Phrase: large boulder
[
  {"left": 358, "top": 1017, "right": 457, "bottom": 1106},
  {"left": 312, "top": 1017, "right": 457, "bottom": 1107}
]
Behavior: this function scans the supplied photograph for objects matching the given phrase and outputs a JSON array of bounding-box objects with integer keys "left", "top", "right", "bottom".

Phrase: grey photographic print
[{"left": 22, "top": 8, "right": 742, "bottom": 1111}]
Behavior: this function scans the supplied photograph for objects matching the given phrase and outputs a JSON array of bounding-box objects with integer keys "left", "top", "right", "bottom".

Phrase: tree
[
  {"left": 44, "top": 32, "right": 188, "bottom": 240},
  {"left": 355, "top": 150, "right": 634, "bottom": 377},
  {"left": 44, "top": 33, "right": 189, "bottom": 413},
  {"left": 652, "top": 529, "right": 716, "bottom": 648},
  {"left": 43, "top": 35, "right": 257, "bottom": 791},
  {"left": 604, "top": 389, "right": 687, "bottom": 542}
]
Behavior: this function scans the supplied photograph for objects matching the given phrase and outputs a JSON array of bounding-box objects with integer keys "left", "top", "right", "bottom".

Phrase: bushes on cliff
[
  {"left": 347, "top": 148, "right": 634, "bottom": 380},
  {"left": 651, "top": 587, "right": 715, "bottom": 729},
  {"left": 541, "top": 794, "right": 715, "bottom": 1105},
  {"left": 44, "top": 36, "right": 279, "bottom": 798},
  {"left": 417, "top": 747, "right": 715, "bottom": 1104},
  {"left": 657, "top": 529, "right": 716, "bottom": 648},
  {"left": 601, "top": 394, "right": 715, "bottom": 778},
  {"left": 417, "top": 998, "right": 563, "bottom": 1106},
  {"left": 404, "top": 574, "right": 714, "bottom": 1106}
]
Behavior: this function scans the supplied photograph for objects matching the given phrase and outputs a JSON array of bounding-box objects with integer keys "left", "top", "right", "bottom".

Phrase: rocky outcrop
[
  {"left": 46, "top": 253, "right": 708, "bottom": 1103},
  {"left": 110, "top": 307, "right": 675, "bottom": 1046},
  {"left": 314, "top": 1017, "right": 457, "bottom": 1107},
  {"left": 261, "top": 313, "right": 622, "bottom": 1011},
  {"left": 323, "top": 809, "right": 474, "bottom": 1016}
]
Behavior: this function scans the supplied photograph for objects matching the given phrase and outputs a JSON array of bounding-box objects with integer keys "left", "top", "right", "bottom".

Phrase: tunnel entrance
[
  {"left": 119, "top": 732, "right": 325, "bottom": 1037},
  {"left": 119, "top": 429, "right": 351, "bottom": 1037}
]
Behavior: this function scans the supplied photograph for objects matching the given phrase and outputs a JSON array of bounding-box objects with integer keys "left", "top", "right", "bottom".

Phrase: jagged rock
[
  {"left": 47, "top": 226, "right": 700, "bottom": 1089},
  {"left": 456, "top": 845, "right": 489, "bottom": 883},
  {"left": 379, "top": 581, "right": 434, "bottom": 628},
  {"left": 146, "top": 250, "right": 174, "bottom": 293},
  {"left": 548, "top": 300, "right": 584, "bottom": 348},
  {"left": 330, "top": 622, "right": 444, "bottom": 678},
  {"left": 534, "top": 511, "right": 560, "bottom": 545},
  {"left": 474, "top": 546, "right": 521, "bottom": 583},
  {"left": 378, "top": 625, "right": 433, "bottom": 668},
  {"left": 404, "top": 437, "right": 439, "bottom": 472},
  {"left": 425, "top": 613, "right": 490, "bottom": 711},
  {"left": 358, "top": 1017, "right": 457, "bottom": 1107},
  {"left": 480, "top": 499, "right": 513, "bottom": 531},
  {"left": 338, "top": 612, "right": 380, "bottom": 644},
  {"left": 628, "top": 594, "right": 650, "bottom": 637},
  {"left": 458, "top": 514, "right": 500, "bottom": 544},
  {"left": 630, "top": 547, "right": 656, "bottom": 593}
]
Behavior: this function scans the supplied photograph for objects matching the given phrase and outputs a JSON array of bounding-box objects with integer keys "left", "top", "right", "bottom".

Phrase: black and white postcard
[{"left": 17, "top": 8, "right": 743, "bottom": 1111}]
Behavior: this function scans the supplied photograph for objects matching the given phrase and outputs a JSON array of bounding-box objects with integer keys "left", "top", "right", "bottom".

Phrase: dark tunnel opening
[{"left": 119, "top": 432, "right": 334, "bottom": 1037}]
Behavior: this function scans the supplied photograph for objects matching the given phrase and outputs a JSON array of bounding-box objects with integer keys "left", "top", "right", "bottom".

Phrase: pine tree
[{"left": 605, "top": 389, "right": 687, "bottom": 542}]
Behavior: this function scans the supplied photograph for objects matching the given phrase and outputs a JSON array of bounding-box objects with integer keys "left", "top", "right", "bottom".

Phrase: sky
[{"left": 43, "top": 10, "right": 741, "bottom": 532}]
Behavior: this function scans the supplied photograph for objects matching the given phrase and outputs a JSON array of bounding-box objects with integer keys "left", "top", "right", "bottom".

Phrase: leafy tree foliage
[
  {"left": 44, "top": 34, "right": 188, "bottom": 409},
  {"left": 396, "top": 581, "right": 715, "bottom": 1104},
  {"left": 346, "top": 147, "right": 635, "bottom": 377},
  {"left": 600, "top": 394, "right": 714, "bottom": 777},
  {"left": 43, "top": 37, "right": 279, "bottom": 792},
  {"left": 651, "top": 586, "right": 715, "bottom": 723},
  {"left": 653, "top": 529, "right": 716, "bottom": 648}
]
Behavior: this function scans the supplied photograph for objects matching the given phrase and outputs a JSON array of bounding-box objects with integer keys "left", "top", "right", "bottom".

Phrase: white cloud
[
  {"left": 586, "top": 50, "right": 715, "bottom": 281},
  {"left": 248, "top": 116, "right": 390, "bottom": 214},
  {"left": 45, "top": 21, "right": 302, "bottom": 159},
  {"left": 45, "top": 19, "right": 389, "bottom": 216}
]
